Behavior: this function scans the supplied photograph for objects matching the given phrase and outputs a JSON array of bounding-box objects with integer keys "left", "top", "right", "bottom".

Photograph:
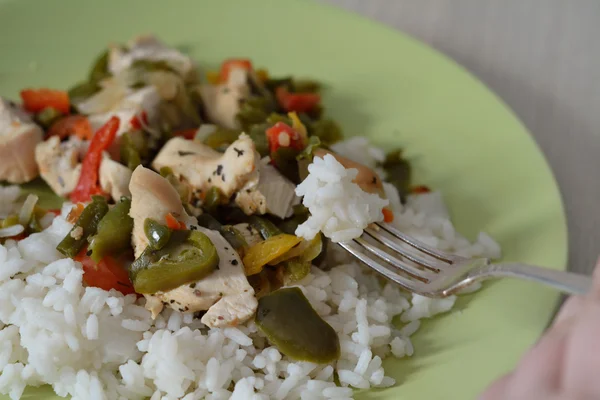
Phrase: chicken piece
[
  {"left": 108, "top": 35, "right": 199, "bottom": 83},
  {"left": 35, "top": 136, "right": 86, "bottom": 196},
  {"left": 0, "top": 98, "right": 43, "bottom": 183},
  {"left": 152, "top": 134, "right": 259, "bottom": 199},
  {"left": 129, "top": 166, "right": 257, "bottom": 326},
  {"left": 154, "top": 227, "right": 257, "bottom": 328},
  {"left": 128, "top": 166, "right": 196, "bottom": 258},
  {"left": 198, "top": 68, "right": 250, "bottom": 130},
  {"left": 314, "top": 148, "right": 385, "bottom": 196},
  {"left": 234, "top": 160, "right": 299, "bottom": 219},
  {"left": 99, "top": 155, "right": 132, "bottom": 200}
]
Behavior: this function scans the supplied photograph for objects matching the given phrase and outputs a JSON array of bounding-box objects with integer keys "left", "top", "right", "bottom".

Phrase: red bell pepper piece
[
  {"left": 70, "top": 117, "right": 120, "bottom": 203},
  {"left": 165, "top": 213, "right": 187, "bottom": 230},
  {"left": 275, "top": 86, "right": 320, "bottom": 113},
  {"left": 265, "top": 122, "right": 305, "bottom": 154},
  {"left": 382, "top": 207, "right": 394, "bottom": 223},
  {"left": 173, "top": 128, "right": 198, "bottom": 140},
  {"left": 219, "top": 58, "right": 253, "bottom": 82},
  {"left": 20, "top": 88, "right": 70, "bottom": 115},
  {"left": 129, "top": 111, "right": 148, "bottom": 130},
  {"left": 411, "top": 185, "right": 431, "bottom": 194},
  {"left": 75, "top": 248, "right": 136, "bottom": 295},
  {"left": 47, "top": 115, "right": 93, "bottom": 140}
]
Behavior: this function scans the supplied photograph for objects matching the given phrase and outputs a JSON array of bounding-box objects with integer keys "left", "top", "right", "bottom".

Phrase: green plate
[{"left": 0, "top": 0, "right": 567, "bottom": 399}]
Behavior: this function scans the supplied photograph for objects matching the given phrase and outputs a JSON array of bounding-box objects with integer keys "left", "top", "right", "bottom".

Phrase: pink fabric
[{"left": 479, "top": 258, "right": 600, "bottom": 400}]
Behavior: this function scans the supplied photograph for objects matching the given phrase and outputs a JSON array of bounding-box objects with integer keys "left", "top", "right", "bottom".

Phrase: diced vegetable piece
[
  {"left": 129, "top": 230, "right": 219, "bottom": 294},
  {"left": 56, "top": 196, "right": 109, "bottom": 257},
  {"left": 266, "top": 122, "right": 305, "bottom": 154},
  {"left": 202, "top": 127, "right": 241, "bottom": 150},
  {"left": 382, "top": 149, "right": 412, "bottom": 202},
  {"left": 173, "top": 129, "right": 198, "bottom": 140},
  {"left": 282, "top": 258, "right": 312, "bottom": 284},
  {"left": 203, "top": 186, "right": 226, "bottom": 213},
  {"left": 248, "top": 216, "right": 282, "bottom": 239},
  {"left": 88, "top": 197, "right": 134, "bottom": 262},
  {"left": 242, "top": 234, "right": 302, "bottom": 276},
  {"left": 411, "top": 185, "right": 431, "bottom": 194},
  {"left": 255, "top": 287, "right": 340, "bottom": 363},
  {"left": 35, "top": 107, "right": 63, "bottom": 130},
  {"left": 165, "top": 213, "right": 186, "bottom": 230},
  {"left": 47, "top": 115, "right": 93, "bottom": 140},
  {"left": 309, "top": 119, "right": 343, "bottom": 146},
  {"left": 70, "top": 117, "right": 120, "bottom": 203},
  {"left": 75, "top": 249, "right": 135, "bottom": 295},
  {"left": 143, "top": 218, "right": 172, "bottom": 251},
  {"left": 20, "top": 88, "right": 70, "bottom": 115},
  {"left": 382, "top": 207, "right": 394, "bottom": 223},
  {"left": 129, "top": 111, "right": 148, "bottom": 130},
  {"left": 271, "top": 147, "right": 301, "bottom": 183},
  {"left": 275, "top": 86, "right": 320, "bottom": 113},
  {"left": 120, "top": 133, "right": 142, "bottom": 170},
  {"left": 219, "top": 58, "right": 253, "bottom": 82}
]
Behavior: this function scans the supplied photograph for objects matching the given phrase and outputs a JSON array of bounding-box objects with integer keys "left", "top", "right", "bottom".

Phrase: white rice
[
  {"left": 0, "top": 137, "right": 501, "bottom": 399},
  {"left": 295, "top": 154, "right": 389, "bottom": 243}
]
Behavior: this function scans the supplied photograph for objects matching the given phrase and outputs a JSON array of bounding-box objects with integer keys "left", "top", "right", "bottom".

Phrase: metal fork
[{"left": 339, "top": 222, "right": 591, "bottom": 297}]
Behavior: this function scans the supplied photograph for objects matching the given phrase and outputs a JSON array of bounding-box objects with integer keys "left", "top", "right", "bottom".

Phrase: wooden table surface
[{"left": 322, "top": 0, "right": 600, "bottom": 275}]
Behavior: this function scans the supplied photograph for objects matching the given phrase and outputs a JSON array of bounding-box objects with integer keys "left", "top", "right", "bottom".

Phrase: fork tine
[
  {"left": 338, "top": 241, "right": 426, "bottom": 293},
  {"left": 354, "top": 237, "right": 433, "bottom": 282},
  {"left": 364, "top": 228, "right": 444, "bottom": 271},
  {"left": 374, "top": 222, "right": 457, "bottom": 263}
]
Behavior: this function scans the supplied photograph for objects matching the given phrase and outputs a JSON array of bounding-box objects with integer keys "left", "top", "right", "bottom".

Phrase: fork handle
[{"left": 476, "top": 263, "right": 592, "bottom": 295}]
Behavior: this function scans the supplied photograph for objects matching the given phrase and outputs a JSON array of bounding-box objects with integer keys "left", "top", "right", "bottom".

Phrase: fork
[{"left": 338, "top": 222, "right": 591, "bottom": 297}]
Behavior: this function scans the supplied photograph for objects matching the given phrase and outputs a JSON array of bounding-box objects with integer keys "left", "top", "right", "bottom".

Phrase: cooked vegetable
[
  {"left": 18, "top": 194, "right": 38, "bottom": 226},
  {"left": 56, "top": 196, "right": 109, "bottom": 257},
  {"left": 255, "top": 287, "right": 340, "bottom": 363},
  {"left": 20, "top": 88, "right": 70, "bottom": 115},
  {"left": 201, "top": 127, "right": 241, "bottom": 150},
  {"left": 88, "top": 49, "right": 111, "bottom": 83},
  {"left": 282, "top": 258, "right": 311, "bottom": 284},
  {"left": 75, "top": 249, "right": 135, "bottom": 295},
  {"left": 242, "top": 233, "right": 302, "bottom": 276},
  {"left": 70, "top": 116, "right": 120, "bottom": 203},
  {"left": 271, "top": 147, "right": 301, "bottom": 183},
  {"left": 88, "top": 197, "right": 134, "bottom": 262},
  {"left": 144, "top": 218, "right": 172, "bottom": 251},
  {"left": 35, "top": 107, "right": 63, "bottom": 130},
  {"left": 68, "top": 81, "right": 100, "bottom": 103},
  {"left": 275, "top": 86, "right": 320, "bottom": 113},
  {"left": 248, "top": 216, "right": 282, "bottom": 239},
  {"left": 247, "top": 123, "right": 270, "bottom": 157},
  {"left": 120, "top": 133, "right": 143, "bottom": 170},
  {"left": 203, "top": 186, "right": 226, "bottom": 213},
  {"left": 382, "top": 207, "right": 394, "bottom": 223},
  {"left": 382, "top": 149, "right": 412, "bottom": 201},
  {"left": 196, "top": 214, "right": 248, "bottom": 254},
  {"left": 219, "top": 58, "right": 253, "bottom": 82},
  {"left": 47, "top": 115, "right": 93, "bottom": 140},
  {"left": 129, "top": 230, "right": 219, "bottom": 294},
  {"left": 165, "top": 213, "right": 186, "bottom": 230},
  {"left": 309, "top": 119, "right": 342, "bottom": 146},
  {"left": 268, "top": 232, "right": 322, "bottom": 266},
  {"left": 266, "top": 122, "right": 305, "bottom": 154}
]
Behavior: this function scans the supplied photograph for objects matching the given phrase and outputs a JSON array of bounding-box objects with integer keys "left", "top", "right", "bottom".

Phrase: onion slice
[{"left": 18, "top": 194, "right": 39, "bottom": 226}]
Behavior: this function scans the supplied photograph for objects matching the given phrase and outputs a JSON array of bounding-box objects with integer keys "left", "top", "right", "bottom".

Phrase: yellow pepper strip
[
  {"left": 288, "top": 112, "right": 308, "bottom": 145},
  {"left": 268, "top": 233, "right": 322, "bottom": 266},
  {"left": 243, "top": 234, "right": 302, "bottom": 276}
]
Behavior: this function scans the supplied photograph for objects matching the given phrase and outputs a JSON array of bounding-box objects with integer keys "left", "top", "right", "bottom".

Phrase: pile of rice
[{"left": 0, "top": 138, "right": 500, "bottom": 400}]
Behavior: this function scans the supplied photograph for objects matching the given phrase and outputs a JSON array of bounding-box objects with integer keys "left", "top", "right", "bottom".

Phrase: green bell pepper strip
[
  {"left": 88, "top": 197, "right": 134, "bottom": 262},
  {"left": 56, "top": 196, "right": 109, "bottom": 257},
  {"left": 143, "top": 218, "right": 172, "bottom": 251}
]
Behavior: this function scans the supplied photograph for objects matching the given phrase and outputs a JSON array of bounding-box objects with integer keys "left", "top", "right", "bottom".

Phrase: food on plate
[{"left": 0, "top": 35, "right": 502, "bottom": 400}]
